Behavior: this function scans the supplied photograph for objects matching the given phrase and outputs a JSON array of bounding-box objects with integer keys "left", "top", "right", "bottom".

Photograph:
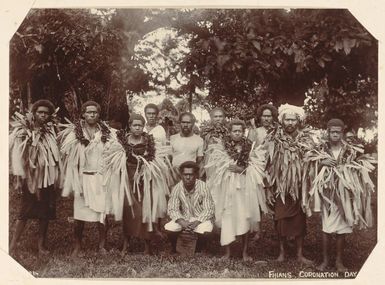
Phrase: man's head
[
  {"left": 327, "top": 118, "right": 345, "bottom": 143},
  {"left": 31, "top": 99, "right": 55, "bottom": 124},
  {"left": 210, "top": 107, "right": 225, "bottom": 125},
  {"left": 179, "top": 112, "right": 195, "bottom": 136},
  {"left": 144, "top": 103, "right": 159, "bottom": 126},
  {"left": 345, "top": 130, "right": 356, "bottom": 144},
  {"left": 81, "top": 101, "right": 101, "bottom": 126},
  {"left": 256, "top": 104, "right": 277, "bottom": 128},
  {"left": 282, "top": 113, "right": 299, "bottom": 134},
  {"left": 179, "top": 161, "right": 199, "bottom": 191},
  {"left": 129, "top": 113, "right": 145, "bottom": 136},
  {"left": 229, "top": 119, "right": 246, "bottom": 142}
]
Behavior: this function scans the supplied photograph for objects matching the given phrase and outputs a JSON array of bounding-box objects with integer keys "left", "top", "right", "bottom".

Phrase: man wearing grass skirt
[
  {"left": 302, "top": 118, "right": 376, "bottom": 272},
  {"left": 263, "top": 104, "right": 314, "bottom": 265},
  {"left": 205, "top": 119, "right": 268, "bottom": 261},
  {"left": 9, "top": 99, "right": 61, "bottom": 256},
  {"left": 59, "top": 101, "right": 114, "bottom": 257}
]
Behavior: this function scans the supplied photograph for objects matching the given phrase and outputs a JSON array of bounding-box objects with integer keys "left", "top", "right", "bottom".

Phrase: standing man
[
  {"left": 264, "top": 105, "right": 314, "bottom": 265},
  {"left": 9, "top": 99, "right": 60, "bottom": 256},
  {"left": 200, "top": 107, "right": 228, "bottom": 179},
  {"left": 170, "top": 112, "right": 204, "bottom": 173},
  {"left": 59, "top": 101, "right": 113, "bottom": 257},
  {"left": 144, "top": 103, "right": 167, "bottom": 146},
  {"left": 206, "top": 119, "right": 267, "bottom": 261},
  {"left": 165, "top": 161, "right": 214, "bottom": 254},
  {"left": 248, "top": 104, "right": 278, "bottom": 146},
  {"left": 303, "top": 119, "right": 375, "bottom": 272}
]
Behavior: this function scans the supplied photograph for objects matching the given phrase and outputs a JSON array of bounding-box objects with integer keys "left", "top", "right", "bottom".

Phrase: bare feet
[
  {"left": 276, "top": 253, "right": 285, "bottom": 262},
  {"left": 222, "top": 246, "right": 231, "bottom": 260},
  {"left": 71, "top": 245, "right": 84, "bottom": 258},
  {"left": 297, "top": 255, "right": 314, "bottom": 266},
  {"left": 242, "top": 252, "right": 253, "bottom": 262},
  {"left": 38, "top": 246, "right": 50, "bottom": 257},
  {"left": 99, "top": 247, "right": 107, "bottom": 254},
  {"left": 251, "top": 232, "right": 261, "bottom": 242},
  {"left": 336, "top": 261, "right": 348, "bottom": 272},
  {"left": 316, "top": 261, "right": 329, "bottom": 271}
]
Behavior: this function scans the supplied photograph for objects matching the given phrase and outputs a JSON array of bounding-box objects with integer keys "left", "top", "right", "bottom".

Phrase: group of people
[{"left": 9, "top": 99, "right": 376, "bottom": 272}]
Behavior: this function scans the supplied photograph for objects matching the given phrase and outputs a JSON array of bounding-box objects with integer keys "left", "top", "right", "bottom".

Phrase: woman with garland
[
  {"left": 58, "top": 101, "right": 113, "bottom": 257},
  {"left": 103, "top": 113, "right": 172, "bottom": 255},
  {"left": 302, "top": 118, "right": 376, "bottom": 272},
  {"left": 205, "top": 119, "right": 268, "bottom": 261},
  {"left": 9, "top": 99, "right": 61, "bottom": 256}
]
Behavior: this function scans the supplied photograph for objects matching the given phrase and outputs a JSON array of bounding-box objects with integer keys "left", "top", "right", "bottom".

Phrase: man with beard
[
  {"left": 59, "top": 101, "right": 113, "bottom": 257},
  {"left": 264, "top": 105, "right": 314, "bottom": 265},
  {"left": 9, "top": 99, "right": 60, "bottom": 256},
  {"left": 144, "top": 103, "right": 167, "bottom": 146},
  {"left": 247, "top": 104, "right": 278, "bottom": 146},
  {"left": 170, "top": 112, "right": 204, "bottom": 173}
]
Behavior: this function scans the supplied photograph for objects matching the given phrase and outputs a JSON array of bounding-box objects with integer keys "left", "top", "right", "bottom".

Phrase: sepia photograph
[{"left": 3, "top": 3, "right": 379, "bottom": 281}]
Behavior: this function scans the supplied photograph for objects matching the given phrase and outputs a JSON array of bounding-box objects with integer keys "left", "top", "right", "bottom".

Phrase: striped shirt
[{"left": 168, "top": 180, "right": 214, "bottom": 223}]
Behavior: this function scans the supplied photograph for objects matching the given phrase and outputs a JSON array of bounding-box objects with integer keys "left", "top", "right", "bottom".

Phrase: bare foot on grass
[{"left": 297, "top": 256, "right": 314, "bottom": 266}]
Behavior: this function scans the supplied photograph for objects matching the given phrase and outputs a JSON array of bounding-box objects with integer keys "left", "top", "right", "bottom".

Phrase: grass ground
[{"left": 8, "top": 185, "right": 377, "bottom": 279}]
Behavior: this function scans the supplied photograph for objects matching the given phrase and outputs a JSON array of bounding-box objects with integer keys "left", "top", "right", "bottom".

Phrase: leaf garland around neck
[
  {"left": 16, "top": 112, "right": 55, "bottom": 142},
  {"left": 324, "top": 142, "right": 354, "bottom": 164},
  {"left": 117, "top": 130, "right": 156, "bottom": 162},
  {"left": 200, "top": 121, "right": 228, "bottom": 139},
  {"left": 74, "top": 120, "right": 111, "bottom": 146},
  {"left": 223, "top": 135, "right": 252, "bottom": 168},
  {"left": 272, "top": 126, "right": 314, "bottom": 154}
]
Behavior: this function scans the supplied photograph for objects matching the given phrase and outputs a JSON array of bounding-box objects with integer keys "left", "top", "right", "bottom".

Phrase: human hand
[
  {"left": 187, "top": 220, "right": 201, "bottom": 231},
  {"left": 266, "top": 188, "right": 276, "bottom": 205},
  {"left": 320, "top": 158, "right": 337, "bottom": 167},
  {"left": 228, "top": 164, "right": 244, "bottom": 173},
  {"left": 176, "top": 219, "right": 190, "bottom": 230}
]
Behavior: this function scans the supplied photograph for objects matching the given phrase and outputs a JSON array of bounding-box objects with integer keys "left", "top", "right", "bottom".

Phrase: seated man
[{"left": 165, "top": 161, "right": 214, "bottom": 253}]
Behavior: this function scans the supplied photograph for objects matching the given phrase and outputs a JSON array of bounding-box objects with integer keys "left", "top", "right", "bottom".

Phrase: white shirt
[
  {"left": 170, "top": 133, "right": 204, "bottom": 168},
  {"left": 144, "top": 124, "right": 167, "bottom": 146}
]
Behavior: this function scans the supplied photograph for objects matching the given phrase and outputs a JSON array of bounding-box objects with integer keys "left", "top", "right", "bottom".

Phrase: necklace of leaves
[
  {"left": 201, "top": 121, "right": 228, "bottom": 139},
  {"left": 75, "top": 120, "right": 111, "bottom": 146},
  {"left": 116, "top": 129, "right": 156, "bottom": 162},
  {"left": 223, "top": 135, "right": 252, "bottom": 168}
]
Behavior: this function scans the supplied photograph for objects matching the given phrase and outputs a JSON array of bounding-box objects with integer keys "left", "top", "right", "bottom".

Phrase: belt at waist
[{"left": 83, "top": 171, "right": 97, "bottom": 175}]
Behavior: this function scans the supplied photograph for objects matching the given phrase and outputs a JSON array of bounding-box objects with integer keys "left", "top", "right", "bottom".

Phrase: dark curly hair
[
  {"left": 81, "top": 101, "right": 101, "bottom": 114},
  {"left": 31, "top": 99, "right": 55, "bottom": 115},
  {"left": 255, "top": 104, "right": 278, "bottom": 122},
  {"left": 144, "top": 103, "right": 160, "bottom": 115},
  {"left": 228, "top": 119, "right": 246, "bottom": 131},
  {"left": 179, "top": 161, "right": 200, "bottom": 175}
]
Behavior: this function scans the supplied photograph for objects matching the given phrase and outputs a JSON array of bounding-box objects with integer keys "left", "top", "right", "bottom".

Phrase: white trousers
[{"left": 165, "top": 218, "right": 213, "bottom": 234}]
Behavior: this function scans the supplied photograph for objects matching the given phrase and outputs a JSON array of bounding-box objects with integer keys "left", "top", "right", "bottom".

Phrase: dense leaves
[
  {"left": 169, "top": 9, "right": 377, "bottom": 127},
  {"left": 10, "top": 9, "right": 151, "bottom": 122}
]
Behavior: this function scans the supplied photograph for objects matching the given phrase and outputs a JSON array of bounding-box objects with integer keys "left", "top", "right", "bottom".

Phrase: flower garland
[
  {"left": 223, "top": 135, "right": 252, "bottom": 168},
  {"left": 116, "top": 129, "right": 156, "bottom": 162},
  {"left": 200, "top": 121, "right": 229, "bottom": 140},
  {"left": 74, "top": 120, "right": 111, "bottom": 146}
]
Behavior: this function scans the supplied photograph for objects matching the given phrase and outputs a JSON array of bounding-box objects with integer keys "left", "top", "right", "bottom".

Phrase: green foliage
[
  {"left": 304, "top": 76, "right": 377, "bottom": 130},
  {"left": 10, "top": 9, "right": 151, "bottom": 120},
  {"left": 168, "top": 9, "right": 377, "bottom": 125}
]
